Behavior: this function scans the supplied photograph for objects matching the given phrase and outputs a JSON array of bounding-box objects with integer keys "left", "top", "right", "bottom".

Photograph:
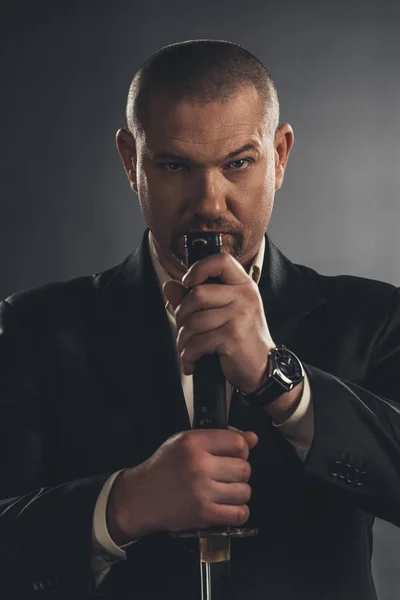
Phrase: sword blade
[{"left": 199, "top": 536, "right": 231, "bottom": 600}]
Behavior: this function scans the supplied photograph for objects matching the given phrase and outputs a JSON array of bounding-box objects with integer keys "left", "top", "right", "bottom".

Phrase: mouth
[
  {"left": 172, "top": 231, "right": 239, "bottom": 264},
  {"left": 179, "top": 232, "right": 235, "bottom": 249},
  {"left": 183, "top": 230, "right": 233, "bottom": 238}
]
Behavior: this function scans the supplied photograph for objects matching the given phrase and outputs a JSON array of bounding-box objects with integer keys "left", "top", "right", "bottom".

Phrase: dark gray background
[{"left": 1, "top": 1, "right": 399, "bottom": 597}]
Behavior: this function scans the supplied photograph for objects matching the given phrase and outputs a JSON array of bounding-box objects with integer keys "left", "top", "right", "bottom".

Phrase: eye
[
  {"left": 226, "top": 158, "right": 253, "bottom": 171},
  {"left": 160, "top": 162, "right": 187, "bottom": 172}
]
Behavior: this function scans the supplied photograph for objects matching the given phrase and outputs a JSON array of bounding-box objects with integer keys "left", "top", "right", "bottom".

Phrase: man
[{"left": 0, "top": 39, "right": 399, "bottom": 599}]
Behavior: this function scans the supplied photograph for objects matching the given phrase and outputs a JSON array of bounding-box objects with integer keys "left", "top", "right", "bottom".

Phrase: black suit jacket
[{"left": 0, "top": 229, "right": 399, "bottom": 599}]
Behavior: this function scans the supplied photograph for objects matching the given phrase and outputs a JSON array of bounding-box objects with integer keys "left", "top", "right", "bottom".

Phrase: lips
[{"left": 183, "top": 230, "right": 233, "bottom": 237}]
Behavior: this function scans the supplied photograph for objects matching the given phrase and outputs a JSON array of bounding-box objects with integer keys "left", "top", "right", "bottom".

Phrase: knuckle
[
  {"left": 242, "top": 483, "right": 252, "bottom": 503},
  {"left": 178, "top": 430, "right": 192, "bottom": 447},
  {"left": 228, "top": 322, "right": 243, "bottom": 345},
  {"left": 167, "top": 431, "right": 184, "bottom": 447},
  {"left": 241, "top": 461, "right": 252, "bottom": 482},
  {"left": 192, "top": 456, "right": 209, "bottom": 479},
  {"left": 248, "top": 279, "right": 259, "bottom": 296},
  {"left": 186, "top": 453, "right": 208, "bottom": 482},
  {"left": 237, "top": 306, "right": 247, "bottom": 322},
  {"left": 236, "top": 505, "right": 250, "bottom": 525},
  {"left": 220, "top": 253, "right": 231, "bottom": 266},
  {"left": 178, "top": 431, "right": 197, "bottom": 455},
  {"left": 190, "top": 285, "right": 205, "bottom": 304},
  {"left": 233, "top": 433, "right": 247, "bottom": 455}
]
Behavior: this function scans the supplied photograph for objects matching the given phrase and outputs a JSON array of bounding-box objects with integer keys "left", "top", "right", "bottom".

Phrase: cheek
[
  {"left": 241, "top": 161, "right": 275, "bottom": 222},
  {"left": 233, "top": 179, "right": 273, "bottom": 260},
  {"left": 256, "top": 173, "right": 275, "bottom": 229},
  {"left": 259, "top": 154, "right": 276, "bottom": 206},
  {"left": 136, "top": 166, "right": 178, "bottom": 234},
  {"left": 262, "top": 150, "right": 276, "bottom": 192}
]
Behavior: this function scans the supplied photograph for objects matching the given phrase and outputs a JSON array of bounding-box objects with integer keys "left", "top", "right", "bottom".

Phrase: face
[{"left": 117, "top": 85, "right": 294, "bottom": 280}]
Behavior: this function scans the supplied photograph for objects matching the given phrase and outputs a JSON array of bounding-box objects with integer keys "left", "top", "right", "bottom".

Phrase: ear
[
  {"left": 116, "top": 128, "right": 138, "bottom": 193},
  {"left": 274, "top": 123, "right": 294, "bottom": 191}
]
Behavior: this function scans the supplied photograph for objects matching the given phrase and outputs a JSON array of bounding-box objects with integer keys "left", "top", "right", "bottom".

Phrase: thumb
[{"left": 163, "top": 279, "right": 188, "bottom": 310}]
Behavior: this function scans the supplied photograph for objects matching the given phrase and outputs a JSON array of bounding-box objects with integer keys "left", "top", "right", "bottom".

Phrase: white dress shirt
[{"left": 91, "top": 232, "right": 315, "bottom": 586}]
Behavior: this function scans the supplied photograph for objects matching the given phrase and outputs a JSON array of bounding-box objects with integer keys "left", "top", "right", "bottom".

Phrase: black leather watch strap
[
  {"left": 235, "top": 375, "right": 286, "bottom": 408},
  {"left": 234, "top": 345, "right": 304, "bottom": 408}
]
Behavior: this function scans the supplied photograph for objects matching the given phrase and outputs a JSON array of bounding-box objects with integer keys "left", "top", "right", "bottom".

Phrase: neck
[{"left": 150, "top": 238, "right": 187, "bottom": 281}]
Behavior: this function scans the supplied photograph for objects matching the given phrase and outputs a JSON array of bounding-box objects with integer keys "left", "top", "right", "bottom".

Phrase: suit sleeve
[
  {"left": 303, "top": 287, "right": 400, "bottom": 527},
  {"left": 0, "top": 299, "right": 111, "bottom": 597}
]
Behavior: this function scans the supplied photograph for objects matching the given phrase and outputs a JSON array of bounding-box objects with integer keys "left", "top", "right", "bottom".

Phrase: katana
[{"left": 172, "top": 232, "right": 258, "bottom": 600}]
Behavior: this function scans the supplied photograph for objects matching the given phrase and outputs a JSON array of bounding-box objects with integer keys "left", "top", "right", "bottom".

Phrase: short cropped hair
[{"left": 126, "top": 39, "right": 280, "bottom": 137}]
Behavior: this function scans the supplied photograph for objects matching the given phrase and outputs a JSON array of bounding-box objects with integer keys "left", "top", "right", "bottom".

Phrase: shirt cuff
[
  {"left": 273, "top": 371, "right": 314, "bottom": 461},
  {"left": 92, "top": 470, "right": 128, "bottom": 560}
]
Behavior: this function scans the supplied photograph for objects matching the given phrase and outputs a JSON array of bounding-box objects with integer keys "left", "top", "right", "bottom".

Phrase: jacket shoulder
[
  {"left": 296, "top": 263, "right": 398, "bottom": 301},
  {"left": 295, "top": 263, "right": 400, "bottom": 340},
  {"left": 1, "top": 261, "right": 122, "bottom": 323}
]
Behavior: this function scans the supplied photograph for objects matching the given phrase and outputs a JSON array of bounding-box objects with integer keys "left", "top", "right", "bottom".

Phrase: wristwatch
[{"left": 235, "top": 345, "right": 304, "bottom": 408}]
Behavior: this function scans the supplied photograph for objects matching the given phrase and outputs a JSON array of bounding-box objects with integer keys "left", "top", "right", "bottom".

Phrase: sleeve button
[{"left": 329, "top": 460, "right": 341, "bottom": 477}]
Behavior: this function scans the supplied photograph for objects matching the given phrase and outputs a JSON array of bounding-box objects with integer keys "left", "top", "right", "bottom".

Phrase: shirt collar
[{"left": 148, "top": 230, "right": 265, "bottom": 316}]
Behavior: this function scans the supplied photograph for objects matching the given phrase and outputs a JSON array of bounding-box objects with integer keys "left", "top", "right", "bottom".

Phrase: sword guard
[
  {"left": 171, "top": 527, "right": 258, "bottom": 563},
  {"left": 170, "top": 526, "right": 258, "bottom": 539}
]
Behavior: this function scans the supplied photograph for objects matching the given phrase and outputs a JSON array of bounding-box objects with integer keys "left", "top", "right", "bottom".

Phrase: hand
[
  {"left": 163, "top": 252, "right": 276, "bottom": 393},
  {"left": 107, "top": 428, "right": 258, "bottom": 545}
]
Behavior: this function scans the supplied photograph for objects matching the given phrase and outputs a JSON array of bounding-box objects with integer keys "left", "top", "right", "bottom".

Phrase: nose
[{"left": 191, "top": 168, "right": 228, "bottom": 220}]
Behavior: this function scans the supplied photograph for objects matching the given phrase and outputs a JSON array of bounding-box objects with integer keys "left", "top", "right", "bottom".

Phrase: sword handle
[
  {"left": 185, "top": 232, "right": 227, "bottom": 431},
  {"left": 172, "top": 233, "right": 258, "bottom": 598}
]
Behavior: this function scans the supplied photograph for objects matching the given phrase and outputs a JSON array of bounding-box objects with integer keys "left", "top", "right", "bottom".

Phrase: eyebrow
[{"left": 150, "top": 143, "right": 259, "bottom": 162}]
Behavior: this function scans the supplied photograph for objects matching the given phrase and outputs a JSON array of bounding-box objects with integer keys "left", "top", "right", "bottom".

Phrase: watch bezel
[{"left": 271, "top": 346, "right": 304, "bottom": 390}]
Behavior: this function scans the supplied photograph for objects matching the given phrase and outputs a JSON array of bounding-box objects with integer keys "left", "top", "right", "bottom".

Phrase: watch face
[{"left": 275, "top": 347, "right": 303, "bottom": 380}]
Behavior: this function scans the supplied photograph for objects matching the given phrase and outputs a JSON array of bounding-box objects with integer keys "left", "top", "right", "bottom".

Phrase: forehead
[{"left": 140, "top": 86, "right": 268, "bottom": 157}]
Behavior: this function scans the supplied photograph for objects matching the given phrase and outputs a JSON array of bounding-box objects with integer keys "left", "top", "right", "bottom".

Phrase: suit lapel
[
  {"left": 89, "top": 231, "right": 190, "bottom": 462},
  {"left": 255, "top": 236, "right": 329, "bottom": 362}
]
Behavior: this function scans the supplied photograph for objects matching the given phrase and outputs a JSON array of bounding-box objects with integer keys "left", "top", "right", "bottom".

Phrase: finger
[
  {"left": 190, "top": 429, "right": 250, "bottom": 460},
  {"left": 206, "top": 503, "right": 250, "bottom": 528},
  {"left": 228, "top": 428, "right": 258, "bottom": 451},
  {"left": 175, "top": 283, "right": 235, "bottom": 328},
  {"left": 208, "top": 456, "right": 252, "bottom": 483},
  {"left": 182, "top": 253, "right": 250, "bottom": 288},
  {"left": 242, "top": 431, "right": 258, "bottom": 450},
  {"left": 210, "top": 481, "right": 252, "bottom": 505},
  {"left": 180, "top": 324, "right": 231, "bottom": 375},
  {"left": 176, "top": 307, "right": 231, "bottom": 355},
  {"left": 163, "top": 280, "right": 188, "bottom": 310}
]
